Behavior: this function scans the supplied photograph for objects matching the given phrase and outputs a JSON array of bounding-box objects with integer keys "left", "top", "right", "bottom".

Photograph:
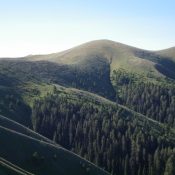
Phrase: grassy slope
[
  {"left": 0, "top": 116, "right": 109, "bottom": 175},
  {"left": 0, "top": 79, "right": 54, "bottom": 127},
  {"left": 24, "top": 40, "right": 175, "bottom": 80},
  {"left": 0, "top": 40, "right": 175, "bottom": 102},
  {"left": 0, "top": 57, "right": 115, "bottom": 100},
  {"left": 0, "top": 115, "right": 54, "bottom": 143},
  {"left": 156, "top": 47, "right": 175, "bottom": 61},
  {"left": 25, "top": 40, "right": 156, "bottom": 76}
]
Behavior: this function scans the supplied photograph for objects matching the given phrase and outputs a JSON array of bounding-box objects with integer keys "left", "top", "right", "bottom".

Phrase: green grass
[
  {"left": 20, "top": 82, "right": 54, "bottom": 107},
  {"left": 23, "top": 39, "right": 175, "bottom": 80},
  {"left": 0, "top": 125, "right": 109, "bottom": 175}
]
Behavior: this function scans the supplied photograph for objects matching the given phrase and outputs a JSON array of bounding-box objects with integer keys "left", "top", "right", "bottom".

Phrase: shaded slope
[
  {"left": 31, "top": 87, "right": 175, "bottom": 175},
  {"left": 0, "top": 85, "right": 32, "bottom": 127},
  {"left": 1, "top": 40, "right": 175, "bottom": 128},
  {"left": 1, "top": 40, "right": 175, "bottom": 102},
  {"left": 24, "top": 40, "right": 175, "bottom": 80},
  {"left": 0, "top": 57, "right": 115, "bottom": 100},
  {"left": 156, "top": 47, "right": 175, "bottom": 61},
  {"left": 0, "top": 124, "right": 109, "bottom": 175},
  {"left": 0, "top": 157, "right": 34, "bottom": 175},
  {"left": 0, "top": 115, "right": 53, "bottom": 144},
  {"left": 0, "top": 112, "right": 109, "bottom": 175},
  {"left": 134, "top": 49, "right": 175, "bottom": 79},
  {"left": 33, "top": 85, "right": 175, "bottom": 143}
]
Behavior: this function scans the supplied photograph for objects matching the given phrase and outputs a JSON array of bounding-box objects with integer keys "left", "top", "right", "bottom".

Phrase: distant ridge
[{"left": 23, "top": 39, "right": 175, "bottom": 79}]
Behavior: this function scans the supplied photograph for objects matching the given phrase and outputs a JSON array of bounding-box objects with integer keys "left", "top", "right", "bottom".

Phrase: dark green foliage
[
  {"left": 164, "top": 154, "right": 175, "bottom": 175},
  {"left": 0, "top": 88, "right": 32, "bottom": 128},
  {"left": 32, "top": 93, "right": 175, "bottom": 175},
  {"left": 0, "top": 59, "right": 115, "bottom": 100},
  {"left": 112, "top": 69, "right": 175, "bottom": 126}
]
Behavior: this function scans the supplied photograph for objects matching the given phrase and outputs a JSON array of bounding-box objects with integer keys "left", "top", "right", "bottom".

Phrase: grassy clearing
[{"left": 20, "top": 82, "right": 54, "bottom": 107}]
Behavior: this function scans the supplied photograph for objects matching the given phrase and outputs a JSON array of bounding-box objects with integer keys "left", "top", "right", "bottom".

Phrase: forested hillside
[
  {"left": 112, "top": 68, "right": 175, "bottom": 126},
  {"left": 32, "top": 89, "right": 175, "bottom": 175},
  {"left": 0, "top": 40, "right": 175, "bottom": 175}
]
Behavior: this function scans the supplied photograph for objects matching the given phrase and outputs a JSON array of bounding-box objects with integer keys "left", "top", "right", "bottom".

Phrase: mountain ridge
[
  {"left": 20, "top": 40, "right": 175, "bottom": 80},
  {"left": 1, "top": 39, "right": 175, "bottom": 81},
  {"left": 1, "top": 39, "right": 175, "bottom": 59}
]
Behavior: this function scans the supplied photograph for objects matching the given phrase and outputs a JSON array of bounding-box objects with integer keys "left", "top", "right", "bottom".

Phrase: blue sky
[{"left": 0, "top": 0, "right": 175, "bottom": 57}]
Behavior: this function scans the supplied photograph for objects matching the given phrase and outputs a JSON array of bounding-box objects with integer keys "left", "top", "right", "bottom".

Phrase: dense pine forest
[
  {"left": 32, "top": 91, "right": 175, "bottom": 175},
  {"left": 112, "top": 69, "right": 175, "bottom": 126}
]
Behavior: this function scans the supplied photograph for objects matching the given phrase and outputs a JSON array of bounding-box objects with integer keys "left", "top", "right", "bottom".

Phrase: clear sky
[{"left": 0, "top": 0, "right": 175, "bottom": 57}]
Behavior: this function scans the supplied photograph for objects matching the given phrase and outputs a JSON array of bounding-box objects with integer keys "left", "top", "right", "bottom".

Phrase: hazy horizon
[{"left": 0, "top": 0, "right": 175, "bottom": 57}]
